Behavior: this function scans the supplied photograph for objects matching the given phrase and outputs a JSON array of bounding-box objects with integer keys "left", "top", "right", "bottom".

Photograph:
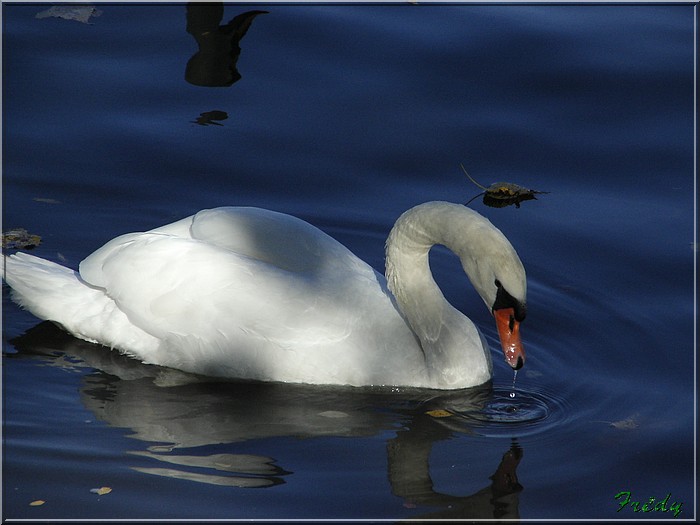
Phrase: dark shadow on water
[
  {"left": 191, "top": 109, "right": 229, "bottom": 126},
  {"left": 8, "top": 321, "right": 524, "bottom": 518}
]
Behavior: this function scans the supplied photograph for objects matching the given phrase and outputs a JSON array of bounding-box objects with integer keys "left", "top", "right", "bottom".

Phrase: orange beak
[{"left": 494, "top": 307, "right": 525, "bottom": 370}]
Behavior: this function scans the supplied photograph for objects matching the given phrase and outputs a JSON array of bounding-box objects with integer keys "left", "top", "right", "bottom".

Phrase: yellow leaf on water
[
  {"left": 90, "top": 486, "right": 112, "bottom": 495},
  {"left": 425, "top": 409, "right": 453, "bottom": 418},
  {"left": 29, "top": 500, "right": 45, "bottom": 506}
]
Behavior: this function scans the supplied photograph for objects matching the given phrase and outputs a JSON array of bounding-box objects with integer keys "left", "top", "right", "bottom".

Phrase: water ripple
[{"left": 443, "top": 385, "right": 572, "bottom": 439}]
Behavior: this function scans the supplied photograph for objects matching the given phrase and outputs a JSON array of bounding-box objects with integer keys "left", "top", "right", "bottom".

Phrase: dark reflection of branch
[
  {"left": 9, "top": 322, "right": 525, "bottom": 516},
  {"left": 192, "top": 109, "right": 229, "bottom": 126},
  {"left": 388, "top": 421, "right": 523, "bottom": 520},
  {"left": 185, "top": 3, "right": 267, "bottom": 87}
]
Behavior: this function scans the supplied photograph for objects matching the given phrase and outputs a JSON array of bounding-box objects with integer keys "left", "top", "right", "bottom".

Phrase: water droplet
[{"left": 510, "top": 369, "right": 518, "bottom": 398}]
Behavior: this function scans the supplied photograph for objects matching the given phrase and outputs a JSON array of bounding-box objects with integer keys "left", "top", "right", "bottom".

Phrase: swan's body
[{"left": 3, "top": 202, "right": 526, "bottom": 389}]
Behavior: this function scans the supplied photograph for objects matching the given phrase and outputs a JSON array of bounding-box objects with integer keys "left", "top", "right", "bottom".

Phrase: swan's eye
[{"left": 492, "top": 281, "right": 526, "bottom": 322}]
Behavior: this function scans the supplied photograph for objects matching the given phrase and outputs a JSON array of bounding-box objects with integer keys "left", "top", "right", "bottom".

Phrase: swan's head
[
  {"left": 459, "top": 228, "right": 527, "bottom": 371},
  {"left": 386, "top": 201, "right": 528, "bottom": 373},
  {"left": 492, "top": 278, "right": 526, "bottom": 370}
]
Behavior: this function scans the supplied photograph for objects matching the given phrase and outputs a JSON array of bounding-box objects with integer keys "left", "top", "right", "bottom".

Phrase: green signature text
[{"left": 614, "top": 491, "right": 683, "bottom": 518}]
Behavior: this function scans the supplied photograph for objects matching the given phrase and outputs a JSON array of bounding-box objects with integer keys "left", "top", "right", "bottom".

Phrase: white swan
[{"left": 2, "top": 201, "right": 526, "bottom": 389}]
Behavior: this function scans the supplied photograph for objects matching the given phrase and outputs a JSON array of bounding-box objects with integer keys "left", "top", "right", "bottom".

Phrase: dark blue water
[{"left": 2, "top": 3, "right": 696, "bottom": 520}]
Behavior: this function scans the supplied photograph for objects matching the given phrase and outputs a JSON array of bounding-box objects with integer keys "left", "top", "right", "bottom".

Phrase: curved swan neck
[
  {"left": 384, "top": 202, "right": 501, "bottom": 387},
  {"left": 385, "top": 204, "right": 457, "bottom": 315},
  {"left": 386, "top": 201, "right": 502, "bottom": 299}
]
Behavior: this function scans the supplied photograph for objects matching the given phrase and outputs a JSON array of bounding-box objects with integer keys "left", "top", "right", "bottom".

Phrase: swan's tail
[
  {"left": 3, "top": 252, "right": 116, "bottom": 344},
  {"left": 3, "top": 252, "right": 160, "bottom": 355}
]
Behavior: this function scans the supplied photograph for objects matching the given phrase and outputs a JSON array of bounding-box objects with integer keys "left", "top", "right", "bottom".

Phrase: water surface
[{"left": 2, "top": 2, "right": 696, "bottom": 520}]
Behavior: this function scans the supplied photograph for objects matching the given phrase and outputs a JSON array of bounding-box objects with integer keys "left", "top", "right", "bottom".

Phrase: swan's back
[
  {"left": 82, "top": 207, "right": 345, "bottom": 282},
  {"left": 57, "top": 207, "right": 425, "bottom": 384}
]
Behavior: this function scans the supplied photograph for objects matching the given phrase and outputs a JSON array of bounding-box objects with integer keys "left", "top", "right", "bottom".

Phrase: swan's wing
[
  {"left": 77, "top": 207, "right": 425, "bottom": 383},
  {"left": 78, "top": 221, "right": 395, "bottom": 375},
  {"left": 80, "top": 232, "right": 336, "bottom": 341}
]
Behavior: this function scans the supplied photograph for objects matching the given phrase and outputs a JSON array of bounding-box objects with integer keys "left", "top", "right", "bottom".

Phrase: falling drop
[{"left": 510, "top": 369, "right": 518, "bottom": 398}]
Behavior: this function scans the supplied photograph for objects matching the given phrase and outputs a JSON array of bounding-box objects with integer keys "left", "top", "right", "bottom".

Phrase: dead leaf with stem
[{"left": 461, "top": 164, "right": 549, "bottom": 208}]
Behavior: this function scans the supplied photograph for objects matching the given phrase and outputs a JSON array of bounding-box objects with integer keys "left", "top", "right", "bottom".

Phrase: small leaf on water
[
  {"left": 35, "top": 6, "right": 102, "bottom": 24},
  {"left": 593, "top": 413, "right": 640, "bottom": 430},
  {"left": 1, "top": 228, "right": 42, "bottom": 249},
  {"left": 318, "top": 410, "right": 349, "bottom": 418},
  {"left": 29, "top": 500, "right": 45, "bottom": 506},
  {"left": 90, "top": 486, "right": 112, "bottom": 495},
  {"left": 609, "top": 416, "right": 639, "bottom": 430},
  {"left": 425, "top": 409, "right": 453, "bottom": 418}
]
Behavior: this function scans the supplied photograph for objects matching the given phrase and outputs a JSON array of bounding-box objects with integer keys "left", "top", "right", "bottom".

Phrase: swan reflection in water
[{"left": 9, "top": 322, "right": 524, "bottom": 519}]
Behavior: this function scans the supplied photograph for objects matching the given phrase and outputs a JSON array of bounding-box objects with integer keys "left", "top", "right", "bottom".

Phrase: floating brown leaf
[{"left": 461, "top": 164, "right": 549, "bottom": 208}]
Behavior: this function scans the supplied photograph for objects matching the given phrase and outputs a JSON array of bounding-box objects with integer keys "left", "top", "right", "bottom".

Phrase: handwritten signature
[{"left": 614, "top": 491, "right": 683, "bottom": 518}]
